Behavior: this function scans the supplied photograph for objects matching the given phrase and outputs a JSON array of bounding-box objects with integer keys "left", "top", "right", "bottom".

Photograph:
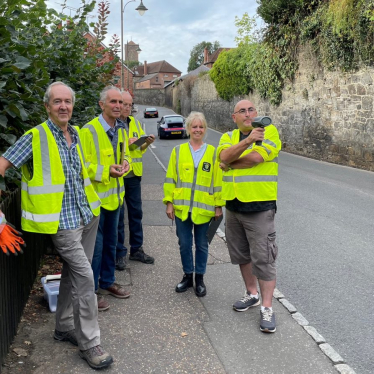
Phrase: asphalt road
[{"left": 134, "top": 104, "right": 374, "bottom": 374}]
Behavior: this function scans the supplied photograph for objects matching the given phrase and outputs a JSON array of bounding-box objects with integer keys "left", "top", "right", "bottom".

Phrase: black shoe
[
  {"left": 129, "top": 247, "right": 154, "bottom": 264},
  {"left": 195, "top": 273, "right": 207, "bottom": 297},
  {"left": 115, "top": 256, "right": 128, "bottom": 271},
  {"left": 54, "top": 329, "right": 78, "bottom": 346},
  {"left": 175, "top": 273, "right": 193, "bottom": 293}
]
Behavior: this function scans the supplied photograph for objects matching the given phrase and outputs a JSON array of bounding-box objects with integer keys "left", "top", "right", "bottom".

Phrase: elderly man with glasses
[{"left": 217, "top": 100, "right": 281, "bottom": 333}]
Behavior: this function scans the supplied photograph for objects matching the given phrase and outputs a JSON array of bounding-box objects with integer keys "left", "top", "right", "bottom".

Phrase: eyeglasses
[{"left": 233, "top": 107, "right": 256, "bottom": 115}]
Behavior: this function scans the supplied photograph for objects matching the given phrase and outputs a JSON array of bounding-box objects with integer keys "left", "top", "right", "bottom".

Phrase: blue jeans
[
  {"left": 175, "top": 214, "right": 210, "bottom": 274},
  {"left": 92, "top": 207, "right": 120, "bottom": 290},
  {"left": 116, "top": 176, "right": 143, "bottom": 258}
]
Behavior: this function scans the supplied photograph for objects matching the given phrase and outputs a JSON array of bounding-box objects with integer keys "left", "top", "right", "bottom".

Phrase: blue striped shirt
[{"left": 3, "top": 119, "right": 93, "bottom": 230}]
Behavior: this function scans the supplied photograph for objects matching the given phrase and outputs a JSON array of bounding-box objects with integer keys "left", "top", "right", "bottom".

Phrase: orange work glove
[{"left": 0, "top": 224, "right": 25, "bottom": 256}]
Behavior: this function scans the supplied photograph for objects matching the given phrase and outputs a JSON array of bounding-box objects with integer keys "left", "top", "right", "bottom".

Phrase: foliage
[
  {"left": 301, "top": 0, "right": 374, "bottom": 71},
  {"left": 234, "top": 12, "right": 258, "bottom": 46},
  {"left": 126, "top": 60, "right": 142, "bottom": 69},
  {"left": 209, "top": 46, "right": 255, "bottom": 101},
  {"left": 187, "top": 41, "right": 221, "bottom": 72},
  {"left": 0, "top": 0, "right": 119, "bottom": 196},
  {"left": 209, "top": 0, "right": 374, "bottom": 106}
]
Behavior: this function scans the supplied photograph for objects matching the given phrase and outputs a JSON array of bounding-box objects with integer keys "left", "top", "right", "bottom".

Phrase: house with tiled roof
[
  {"left": 134, "top": 60, "right": 182, "bottom": 89},
  {"left": 203, "top": 47, "right": 232, "bottom": 68}
]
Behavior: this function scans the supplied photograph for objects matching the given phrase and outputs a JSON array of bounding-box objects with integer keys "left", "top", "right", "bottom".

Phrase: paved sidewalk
[{"left": 2, "top": 150, "right": 351, "bottom": 374}]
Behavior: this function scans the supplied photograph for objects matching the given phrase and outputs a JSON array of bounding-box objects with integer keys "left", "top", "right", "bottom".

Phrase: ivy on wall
[{"left": 209, "top": 0, "right": 374, "bottom": 105}]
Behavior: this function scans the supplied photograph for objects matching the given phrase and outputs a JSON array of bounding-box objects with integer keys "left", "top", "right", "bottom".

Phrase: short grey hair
[
  {"left": 43, "top": 82, "right": 75, "bottom": 105},
  {"left": 185, "top": 111, "right": 208, "bottom": 136},
  {"left": 100, "top": 86, "right": 121, "bottom": 102}
]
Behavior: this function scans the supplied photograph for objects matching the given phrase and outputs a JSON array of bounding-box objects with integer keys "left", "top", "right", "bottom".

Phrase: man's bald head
[{"left": 232, "top": 99, "right": 258, "bottom": 134}]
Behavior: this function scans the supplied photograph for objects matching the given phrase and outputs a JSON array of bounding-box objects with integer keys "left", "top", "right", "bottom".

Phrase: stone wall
[
  {"left": 171, "top": 44, "right": 374, "bottom": 171},
  {"left": 134, "top": 88, "right": 165, "bottom": 107}
]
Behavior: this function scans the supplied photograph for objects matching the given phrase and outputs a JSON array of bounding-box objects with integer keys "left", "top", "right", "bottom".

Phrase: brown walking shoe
[
  {"left": 79, "top": 345, "right": 113, "bottom": 369},
  {"left": 97, "top": 295, "right": 110, "bottom": 312},
  {"left": 97, "top": 282, "right": 130, "bottom": 299}
]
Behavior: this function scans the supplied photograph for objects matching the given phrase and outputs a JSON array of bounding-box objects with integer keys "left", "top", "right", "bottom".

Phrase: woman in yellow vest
[{"left": 163, "top": 112, "right": 224, "bottom": 297}]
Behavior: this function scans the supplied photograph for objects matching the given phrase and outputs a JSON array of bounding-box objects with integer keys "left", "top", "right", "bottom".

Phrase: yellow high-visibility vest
[
  {"left": 80, "top": 117, "right": 130, "bottom": 210},
  {"left": 21, "top": 122, "right": 101, "bottom": 234},
  {"left": 127, "top": 116, "right": 146, "bottom": 176},
  {"left": 163, "top": 143, "right": 224, "bottom": 224},
  {"left": 217, "top": 125, "right": 281, "bottom": 202}
]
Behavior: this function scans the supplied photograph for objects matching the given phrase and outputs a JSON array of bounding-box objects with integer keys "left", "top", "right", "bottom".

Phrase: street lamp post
[{"left": 120, "top": 0, "right": 148, "bottom": 91}]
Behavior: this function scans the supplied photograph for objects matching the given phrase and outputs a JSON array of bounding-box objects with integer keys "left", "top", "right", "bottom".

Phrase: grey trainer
[
  {"left": 54, "top": 329, "right": 78, "bottom": 346},
  {"left": 79, "top": 345, "right": 113, "bottom": 369},
  {"left": 233, "top": 292, "right": 260, "bottom": 312},
  {"left": 115, "top": 256, "right": 128, "bottom": 271},
  {"left": 260, "top": 307, "right": 276, "bottom": 333}
]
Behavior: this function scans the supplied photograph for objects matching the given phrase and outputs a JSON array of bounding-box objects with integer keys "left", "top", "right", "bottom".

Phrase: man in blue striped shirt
[{"left": 0, "top": 82, "right": 121, "bottom": 369}]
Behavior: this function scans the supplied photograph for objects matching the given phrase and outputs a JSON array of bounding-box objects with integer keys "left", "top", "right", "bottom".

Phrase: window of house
[
  {"left": 155, "top": 76, "right": 159, "bottom": 82},
  {"left": 164, "top": 74, "right": 168, "bottom": 77},
  {"left": 173, "top": 75, "right": 177, "bottom": 77}
]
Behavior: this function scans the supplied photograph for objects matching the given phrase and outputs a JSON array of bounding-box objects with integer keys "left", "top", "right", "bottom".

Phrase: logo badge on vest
[
  {"left": 133, "top": 132, "right": 139, "bottom": 138},
  {"left": 202, "top": 162, "right": 211, "bottom": 172}
]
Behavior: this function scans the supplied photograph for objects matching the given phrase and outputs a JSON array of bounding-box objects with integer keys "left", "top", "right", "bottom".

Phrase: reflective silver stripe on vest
[
  {"left": 193, "top": 201, "right": 215, "bottom": 212},
  {"left": 22, "top": 210, "right": 60, "bottom": 223},
  {"left": 173, "top": 199, "right": 189, "bottom": 207},
  {"left": 271, "top": 157, "right": 279, "bottom": 163},
  {"left": 263, "top": 139, "right": 276, "bottom": 148},
  {"left": 260, "top": 145, "right": 271, "bottom": 155},
  {"left": 95, "top": 164, "right": 105, "bottom": 181},
  {"left": 213, "top": 186, "right": 222, "bottom": 193},
  {"left": 21, "top": 181, "right": 64, "bottom": 195},
  {"left": 223, "top": 175, "right": 233, "bottom": 182},
  {"left": 164, "top": 177, "right": 176, "bottom": 184},
  {"left": 132, "top": 158, "right": 142, "bottom": 163},
  {"left": 90, "top": 199, "right": 101, "bottom": 211},
  {"left": 76, "top": 133, "right": 87, "bottom": 164},
  {"left": 86, "top": 125, "right": 104, "bottom": 180},
  {"left": 25, "top": 125, "right": 64, "bottom": 194},
  {"left": 87, "top": 125, "right": 101, "bottom": 164},
  {"left": 97, "top": 186, "right": 119, "bottom": 200},
  {"left": 209, "top": 148, "right": 216, "bottom": 195},
  {"left": 195, "top": 184, "right": 210, "bottom": 193},
  {"left": 235, "top": 175, "right": 278, "bottom": 183},
  {"left": 84, "top": 177, "right": 91, "bottom": 187},
  {"left": 175, "top": 145, "right": 181, "bottom": 188},
  {"left": 38, "top": 124, "right": 53, "bottom": 186},
  {"left": 227, "top": 131, "right": 233, "bottom": 138}
]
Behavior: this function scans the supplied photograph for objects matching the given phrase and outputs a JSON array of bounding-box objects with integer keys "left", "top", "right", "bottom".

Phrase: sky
[{"left": 47, "top": 0, "right": 260, "bottom": 75}]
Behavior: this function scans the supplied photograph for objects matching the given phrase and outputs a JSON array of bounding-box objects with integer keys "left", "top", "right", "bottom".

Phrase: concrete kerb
[{"left": 213, "top": 229, "right": 356, "bottom": 374}]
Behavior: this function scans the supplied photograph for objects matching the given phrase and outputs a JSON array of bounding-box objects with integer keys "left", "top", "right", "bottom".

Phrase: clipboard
[
  {"left": 206, "top": 214, "right": 223, "bottom": 244},
  {"left": 129, "top": 135, "right": 149, "bottom": 151}
]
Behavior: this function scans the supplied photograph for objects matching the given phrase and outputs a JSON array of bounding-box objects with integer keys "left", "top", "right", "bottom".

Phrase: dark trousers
[{"left": 116, "top": 176, "right": 143, "bottom": 258}]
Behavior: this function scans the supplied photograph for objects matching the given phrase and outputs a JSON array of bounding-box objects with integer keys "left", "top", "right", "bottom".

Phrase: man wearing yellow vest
[
  {"left": 218, "top": 100, "right": 281, "bottom": 333},
  {"left": 115, "top": 91, "right": 155, "bottom": 270},
  {"left": 80, "top": 86, "right": 131, "bottom": 311},
  {"left": 0, "top": 82, "right": 118, "bottom": 369}
]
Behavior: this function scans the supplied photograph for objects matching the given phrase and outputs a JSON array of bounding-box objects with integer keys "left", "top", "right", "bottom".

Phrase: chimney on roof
[
  {"left": 144, "top": 61, "right": 147, "bottom": 76},
  {"left": 204, "top": 47, "right": 209, "bottom": 64}
]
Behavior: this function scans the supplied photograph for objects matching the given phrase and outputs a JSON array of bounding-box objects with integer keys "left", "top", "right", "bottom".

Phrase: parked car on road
[
  {"left": 143, "top": 107, "right": 158, "bottom": 118},
  {"left": 157, "top": 115, "right": 187, "bottom": 139}
]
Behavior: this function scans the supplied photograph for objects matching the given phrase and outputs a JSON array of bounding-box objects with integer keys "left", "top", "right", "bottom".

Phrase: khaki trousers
[{"left": 51, "top": 215, "right": 100, "bottom": 350}]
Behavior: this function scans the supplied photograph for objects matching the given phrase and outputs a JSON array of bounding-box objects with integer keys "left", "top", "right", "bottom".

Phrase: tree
[
  {"left": 234, "top": 12, "right": 258, "bottom": 46},
  {"left": 187, "top": 41, "right": 221, "bottom": 72},
  {"left": 0, "top": 0, "right": 119, "bottom": 194}
]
